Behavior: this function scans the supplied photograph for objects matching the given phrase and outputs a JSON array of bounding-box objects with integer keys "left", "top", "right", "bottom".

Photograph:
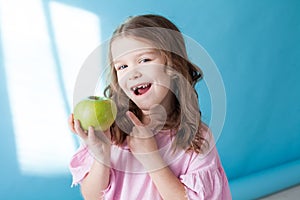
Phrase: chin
[{"left": 135, "top": 102, "right": 152, "bottom": 111}]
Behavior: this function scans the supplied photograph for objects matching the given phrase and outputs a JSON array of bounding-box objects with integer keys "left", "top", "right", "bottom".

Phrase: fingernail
[{"left": 126, "top": 111, "right": 131, "bottom": 118}]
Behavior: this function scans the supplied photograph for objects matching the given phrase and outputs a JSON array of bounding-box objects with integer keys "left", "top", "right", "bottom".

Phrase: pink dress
[{"left": 69, "top": 126, "right": 231, "bottom": 200}]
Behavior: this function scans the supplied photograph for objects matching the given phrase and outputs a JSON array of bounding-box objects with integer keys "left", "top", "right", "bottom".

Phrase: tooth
[{"left": 132, "top": 83, "right": 150, "bottom": 91}]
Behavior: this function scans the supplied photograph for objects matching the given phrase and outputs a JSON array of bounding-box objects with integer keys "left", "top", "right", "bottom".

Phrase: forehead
[{"left": 111, "top": 36, "right": 157, "bottom": 61}]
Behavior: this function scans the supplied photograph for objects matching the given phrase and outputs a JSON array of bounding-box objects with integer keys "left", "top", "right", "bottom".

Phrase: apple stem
[{"left": 89, "top": 96, "right": 99, "bottom": 100}]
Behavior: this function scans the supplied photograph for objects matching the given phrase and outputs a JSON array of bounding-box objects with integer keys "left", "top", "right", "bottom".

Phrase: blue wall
[{"left": 1, "top": 0, "right": 299, "bottom": 199}]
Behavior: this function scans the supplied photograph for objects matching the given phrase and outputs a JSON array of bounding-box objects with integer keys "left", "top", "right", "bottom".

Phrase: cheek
[
  {"left": 156, "top": 72, "right": 171, "bottom": 89},
  {"left": 117, "top": 74, "right": 131, "bottom": 96},
  {"left": 147, "top": 65, "right": 171, "bottom": 85},
  {"left": 116, "top": 73, "right": 125, "bottom": 87}
]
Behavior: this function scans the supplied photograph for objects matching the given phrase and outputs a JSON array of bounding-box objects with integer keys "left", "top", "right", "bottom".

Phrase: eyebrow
[
  {"left": 135, "top": 49, "right": 157, "bottom": 57},
  {"left": 113, "top": 48, "right": 158, "bottom": 65}
]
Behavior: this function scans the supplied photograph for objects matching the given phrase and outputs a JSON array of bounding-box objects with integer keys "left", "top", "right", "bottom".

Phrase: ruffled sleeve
[
  {"left": 69, "top": 144, "right": 94, "bottom": 187},
  {"left": 179, "top": 148, "right": 231, "bottom": 200}
]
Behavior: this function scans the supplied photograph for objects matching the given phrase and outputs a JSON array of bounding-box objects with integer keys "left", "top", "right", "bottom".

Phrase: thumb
[{"left": 126, "top": 111, "right": 144, "bottom": 126}]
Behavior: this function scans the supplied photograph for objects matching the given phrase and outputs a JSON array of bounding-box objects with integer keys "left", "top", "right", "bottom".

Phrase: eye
[
  {"left": 116, "top": 65, "right": 128, "bottom": 71},
  {"left": 139, "top": 58, "right": 151, "bottom": 63}
]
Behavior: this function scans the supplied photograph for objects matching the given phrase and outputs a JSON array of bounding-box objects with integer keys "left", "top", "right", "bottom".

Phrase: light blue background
[{"left": 1, "top": 0, "right": 299, "bottom": 199}]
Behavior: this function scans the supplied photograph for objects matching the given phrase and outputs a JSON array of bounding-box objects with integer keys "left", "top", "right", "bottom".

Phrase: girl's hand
[
  {"left": 68, "top": 113, "right": 77, "bottom": 134},
  {"left": 68, "top": 114, "right": 111, "bottom": 166},
  {"left": 126, "top": 111, "right": 165, "bottom": 171},
  {"left": 126, "top": 111, "right": 158, "bottom": 153}
]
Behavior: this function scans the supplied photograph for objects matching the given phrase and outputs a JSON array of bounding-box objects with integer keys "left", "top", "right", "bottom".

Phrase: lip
[
  {"left": 130, "top": 82, "right": 152, "bottom": 96},
  {"left": 130, "top": 82, "right": 151, "bottom": 91}
]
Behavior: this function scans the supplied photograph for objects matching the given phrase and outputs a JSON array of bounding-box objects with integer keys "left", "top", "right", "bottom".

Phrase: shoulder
[
  {"left": 69, "top": 144, "right": 94, "bottom": 187},
  {"left": 199, "top": 122, "right": 213, "bottom": 142},
  {"left": 185, "top": 122, "right": 221, "bottom": 168},
  {"left": 185, "top": 147, "right": 221, "bottom": 173},
  {"left": 179, "top": 148, "right": 231, "bottom": 199},
  {"left": 179, "top": 124, "right": 232, "bottom": 199},
  {"left": 187, "top": 122, "right": 214, "bottom": 154}
]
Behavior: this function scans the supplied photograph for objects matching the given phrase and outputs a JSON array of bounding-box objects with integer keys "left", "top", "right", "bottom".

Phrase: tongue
[{"left": 137, "top": 85, "right": 150, "bottom": 95}]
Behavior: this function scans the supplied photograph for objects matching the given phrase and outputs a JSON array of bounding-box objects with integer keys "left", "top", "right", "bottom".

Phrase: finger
[
  {"left": 130, "top": 125, "right": 154, "bottom": 139},
  {"left": 68, "top": 113, "right": 73, "bottom": 123},
  {"left": 88, "top": 126, "right": 96, "bottom": 141},
  {"left": 103, "top": 129, "right": 112, "bottom": 140},
  {"left": 74, "top": 120, "right": 88, "bottom": 140},
  {"left": 126, "top": 111, "right": 144, "bottom": 126},
  {"left": 130, "top": 126, "right": 139, "bottom": 137},
  {"left": 68, "top": 114, "right": 76, "bottom": 133},
  {"left": 89, "top": 127, "right": 111, "bottom": 144}
]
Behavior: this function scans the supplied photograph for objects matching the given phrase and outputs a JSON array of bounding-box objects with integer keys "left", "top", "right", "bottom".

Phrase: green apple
[{"left": 73, "top": 96, "right": 117, "bottom": 131}]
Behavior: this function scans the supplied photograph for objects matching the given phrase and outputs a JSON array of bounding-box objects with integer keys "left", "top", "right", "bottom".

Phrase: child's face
[{"left": 111, "top": 36, "right": 172, "bottom": 112}]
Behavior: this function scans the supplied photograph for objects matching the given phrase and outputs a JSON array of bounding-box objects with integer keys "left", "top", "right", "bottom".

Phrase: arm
[
  {"left": 126, "top": 112, "right": 187, "bottom": 200},
  {"left": 80, "top": 159, "right": 110, "bottom": 200},
  {"left": 149, "top": 166, "right": 187, "bottom": 200},
  {"left": 141, "top": 152, "right": 187, "bottom": 200},
  {"left": 68, "top": 114, "right": 111, "bottom": 200}
]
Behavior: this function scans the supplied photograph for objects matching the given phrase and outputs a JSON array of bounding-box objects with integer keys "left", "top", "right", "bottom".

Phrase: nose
[{"left": 129, "top": 70, "right": 142, "bottom": 80}]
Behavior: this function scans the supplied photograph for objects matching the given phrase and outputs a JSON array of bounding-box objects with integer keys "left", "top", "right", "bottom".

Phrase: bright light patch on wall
[
  {"left": 0, "top": 0, "right": 101, "bottom": 176},
  {"left": 49, "top": 2, "right": 102, "bottom": 105}
]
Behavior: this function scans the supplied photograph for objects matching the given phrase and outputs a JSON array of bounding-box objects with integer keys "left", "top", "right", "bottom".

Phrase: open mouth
[{"left": 131, "top": 83, "right": 152, "bottom": 96}]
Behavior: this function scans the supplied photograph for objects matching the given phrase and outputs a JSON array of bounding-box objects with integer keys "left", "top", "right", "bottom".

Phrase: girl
[{"left": 68, "top": 14, "right": 231, "bottom": 200}]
